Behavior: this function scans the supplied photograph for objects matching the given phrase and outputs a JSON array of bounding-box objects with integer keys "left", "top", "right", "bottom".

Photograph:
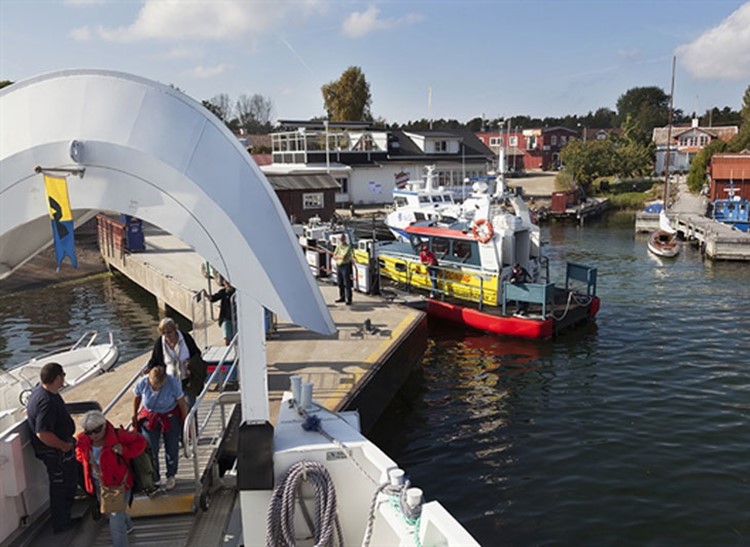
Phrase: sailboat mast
[{"left": 663, "top": 56, "right": 676, "bottom": 211}]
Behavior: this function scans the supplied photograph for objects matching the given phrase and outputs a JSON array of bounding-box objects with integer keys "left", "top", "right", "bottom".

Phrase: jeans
[
  {"left": 94, "top": 478, "right": 132, "bottom": 547},
  {"left": 108, "top": 499, "right": 133, "bottom": 547},
  {"left": 39, "top": 448, "right": 78, "bottom": 533},
  {"left": 427, "top": 266, "right": 438, "bottom": 296},
  {"left": 142, "top": 414, "right": 180, "bottom": 481},
  {"left": 337, "top": 262, "right": 353, "bottom": 303}
]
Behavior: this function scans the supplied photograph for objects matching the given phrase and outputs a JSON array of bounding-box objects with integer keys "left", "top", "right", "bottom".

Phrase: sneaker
[
  {"left": 334, "top": 298, "right": 345, "bottom": 303},
  {"left": 165, "top": 477, "right": 176, "bottom": 491},
  {"left": 345, "top": 301, "right": 352, "bottom": 306}
]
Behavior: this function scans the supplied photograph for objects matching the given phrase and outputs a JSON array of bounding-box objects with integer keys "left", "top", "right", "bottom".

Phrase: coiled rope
[{"left": 266, "top": 460, "right": 344, "bottom": 547}]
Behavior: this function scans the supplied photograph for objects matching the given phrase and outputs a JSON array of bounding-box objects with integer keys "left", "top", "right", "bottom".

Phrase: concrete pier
[{"left": 78, "top": 218, "right": 427, "bottom": 432}]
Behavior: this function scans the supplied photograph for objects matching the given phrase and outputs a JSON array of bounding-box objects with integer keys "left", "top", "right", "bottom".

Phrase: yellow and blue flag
[{"left": 43, "top": 174, "right": 78, "bottom": 269}]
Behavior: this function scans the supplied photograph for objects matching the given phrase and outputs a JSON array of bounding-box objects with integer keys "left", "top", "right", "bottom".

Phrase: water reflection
[
  {"left": 372, "top": 216, "right": 750, "bottom": 546},
  {"left": 0, "top": 274, "right": 160, "bottom": 369}
]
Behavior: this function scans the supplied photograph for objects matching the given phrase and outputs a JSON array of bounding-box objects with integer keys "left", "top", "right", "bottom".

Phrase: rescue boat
[{"left": 369, "top": 176, "right": 600, "bottom": 339}]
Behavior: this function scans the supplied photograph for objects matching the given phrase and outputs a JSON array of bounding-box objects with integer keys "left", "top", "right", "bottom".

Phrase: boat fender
[{"left": 472, "top": 218, "right": 494, "bottom": 243}]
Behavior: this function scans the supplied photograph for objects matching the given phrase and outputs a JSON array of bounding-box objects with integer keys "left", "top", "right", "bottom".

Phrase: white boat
[
  {"left": 0, "top": 331, "right": 119, "bottom": 410},
  {"left": 0, "top": 70, "right": 477, "bottom": 545},
  {"left": 386, "top": 165, "right": 463, "bottom": 240},
  {"left": 647, "top": 212, "right": 680, "bottom": 258},
  {"left": 648, "top": 57, "right": 680, "bottom": 260}
]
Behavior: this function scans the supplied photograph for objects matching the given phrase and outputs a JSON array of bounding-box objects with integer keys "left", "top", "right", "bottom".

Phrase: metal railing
[
  {"left": 101, "top": 334, "right": 240, "bottom": 508},
  {"left": 182, "top": 333, "right": 240, "bottom": 504},
  {"left": 379, "top": 253, "right": 493, "bottom": 309}
]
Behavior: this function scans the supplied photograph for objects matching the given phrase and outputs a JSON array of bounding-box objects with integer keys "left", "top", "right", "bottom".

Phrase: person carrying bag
[{"left": 76, "top": 410, "right": 147, "bottom": 547}]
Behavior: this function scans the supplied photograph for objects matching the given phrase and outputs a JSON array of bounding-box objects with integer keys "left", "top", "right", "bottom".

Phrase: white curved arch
[{"left": 1, "top": 69, "right": 335, "bottom": 420}]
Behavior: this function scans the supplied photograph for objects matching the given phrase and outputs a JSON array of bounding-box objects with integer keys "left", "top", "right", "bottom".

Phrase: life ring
[{"left": 472, "top": 218, "right": 494, "bottom": 243}]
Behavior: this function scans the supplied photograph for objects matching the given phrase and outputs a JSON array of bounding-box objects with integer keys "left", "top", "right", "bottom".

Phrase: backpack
[
  {"left": 115, "top": 428, "right": 158, "bottom": 497},
  {"left": 130, "top": 441, "right": 158, "bottom": 496}
]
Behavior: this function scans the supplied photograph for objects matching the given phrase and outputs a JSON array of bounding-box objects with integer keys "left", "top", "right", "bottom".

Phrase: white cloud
[
  {"left": 342, "top": 5, "right": 423, "bottom": 39},
  {"left": 183, "top": 64, "right": 228, "bottom": 79},
  {"left": 676, "top": 2, "right": 750, "bottom": 80},
  {"left": 94, "top": 0, "right": 325, "bottom": 43},
  {"left": 70, "top": 26, "right": 92, "bottom": 41}
]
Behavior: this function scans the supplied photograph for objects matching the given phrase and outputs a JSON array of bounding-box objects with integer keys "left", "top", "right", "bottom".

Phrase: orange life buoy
[{"left": 471, "top": 218, "right": 494, "bottom": 243}]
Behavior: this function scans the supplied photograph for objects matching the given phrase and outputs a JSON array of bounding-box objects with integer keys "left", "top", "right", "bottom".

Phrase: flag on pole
[{"left": 43, "top": 174, "right": 78, "bottom": 269}]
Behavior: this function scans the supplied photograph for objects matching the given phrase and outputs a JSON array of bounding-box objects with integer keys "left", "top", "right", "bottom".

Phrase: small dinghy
[{"left": 0, "top": 331, "right": 119, "bottom": 410}]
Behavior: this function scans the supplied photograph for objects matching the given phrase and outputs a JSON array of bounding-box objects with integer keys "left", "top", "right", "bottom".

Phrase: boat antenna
[{"left": 663, "top": 56, "right": 676, "bottom": 212}]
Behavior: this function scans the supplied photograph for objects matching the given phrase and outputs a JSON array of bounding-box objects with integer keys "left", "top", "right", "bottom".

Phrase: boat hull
[
  {"left": 647, "top": 229, "right": 679, "bottom": 258},
  {"left": 427, "top": 296, "right": 600, "bottom": 339}
]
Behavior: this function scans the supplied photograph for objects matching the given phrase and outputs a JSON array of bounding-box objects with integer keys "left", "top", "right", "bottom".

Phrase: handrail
[
  {"left": 102, "top": 362, "right": 147, "bottom": 416},
  {"left": 182, "top": 332, "right": 240, "bottom": 505}
]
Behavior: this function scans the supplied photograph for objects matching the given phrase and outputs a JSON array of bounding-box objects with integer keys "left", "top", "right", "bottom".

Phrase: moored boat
[
  {"left": 647, "top": 228, "right": 679, "bottom": 258},
  {"left": 371, "top": 175, "right": 600, "bottom": 339},
  {"left": 0, "top": 330, "right": 119, "bottom": 410},
  {"left": 386, "top": 165, "right": 463, "bottom": 240}
]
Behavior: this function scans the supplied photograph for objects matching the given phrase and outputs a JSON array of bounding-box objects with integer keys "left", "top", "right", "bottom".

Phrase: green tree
[
  {"left": 0, "top": 80, "right": 13, "bottom": 90},
  {"left": 687, "top": 139, "right": 727, "bottom": 193},
  {"left": 616, "top": 86, "right": 671, "bottom": 146},
  {"left": 321, "top": 66, "right": 372, "bottom": 122}
]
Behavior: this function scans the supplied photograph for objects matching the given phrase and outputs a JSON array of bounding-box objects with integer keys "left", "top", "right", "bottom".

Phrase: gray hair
[
  {"left": 82, "top": 410, "right": 107, "bottom": 432},
  {"left": 157, "top": 317, "right": 177, "bottom": 335}
]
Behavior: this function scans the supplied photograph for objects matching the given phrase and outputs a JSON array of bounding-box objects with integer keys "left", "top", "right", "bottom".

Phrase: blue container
[{"left": 120, "top": 214, "right": 145, "bottom": 252}]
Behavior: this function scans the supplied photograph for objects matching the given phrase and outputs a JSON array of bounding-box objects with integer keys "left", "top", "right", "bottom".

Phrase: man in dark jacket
[
  {"left": 203, "top": 277, "right": 236, "bottom": 345},
  {"left": 26, "top": 362, "right": 80, "bottom": 534}
]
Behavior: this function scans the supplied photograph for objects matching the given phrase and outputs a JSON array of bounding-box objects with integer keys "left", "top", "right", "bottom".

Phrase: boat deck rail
[{"left": 377, "top": 251, "right": 495, "bottom": 309}]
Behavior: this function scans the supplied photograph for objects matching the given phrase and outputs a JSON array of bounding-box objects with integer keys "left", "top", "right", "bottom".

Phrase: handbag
[
  {"left": 100, "top": 481, "right": 127, "bottom": 513},
  {"left": 91, "top": 452, "right": 128, "bottom": 513}
]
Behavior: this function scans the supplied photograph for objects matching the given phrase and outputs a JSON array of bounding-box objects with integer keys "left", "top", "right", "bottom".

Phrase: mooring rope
[{"left": 266, "top": 460, "right": 344, "bottom": 547}]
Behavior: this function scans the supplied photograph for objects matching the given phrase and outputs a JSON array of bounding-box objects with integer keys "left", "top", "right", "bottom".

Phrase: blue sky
[{"left": 2, "top": 0, "right": 749, "bottom": 125}]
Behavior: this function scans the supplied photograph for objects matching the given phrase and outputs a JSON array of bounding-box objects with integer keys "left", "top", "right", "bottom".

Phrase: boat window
[
  {"left": 419, "top": 196, "right": 430, "bottom": 204},
  {"left": 410, "top": 235, "right": 429, "bottom": 252},
  {"left": 448, "top": 240, "right": 479, "bottom": 266},
  {"left": 432, "top": 238, "right": 450, "bottom": 258},
  {"left": 433, "top": 195, "right": 444, "bottom": 203},
  {"left": 394, "top": 196, "right": 408, "bottom": 208},
  {"left": 414, "top": 212, "right": 426, "bottom": 221}
]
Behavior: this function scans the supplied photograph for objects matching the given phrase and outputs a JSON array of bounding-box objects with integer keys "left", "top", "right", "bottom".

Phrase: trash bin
[{"left": 120, "top": 214, "right": 145, "bottom": 252}]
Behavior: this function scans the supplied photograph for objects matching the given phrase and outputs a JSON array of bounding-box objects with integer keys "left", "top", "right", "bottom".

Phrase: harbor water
[
  {"left": 3, "top": 212, "right": 750, "bottom": 545},
  {"left": 371, "top": 211, "right": 750, "bottom": 546}
]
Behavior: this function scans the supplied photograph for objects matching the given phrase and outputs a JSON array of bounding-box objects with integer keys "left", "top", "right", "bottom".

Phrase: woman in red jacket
[{"left": 76, "top": 410, "right": 146, "bottom": 547}]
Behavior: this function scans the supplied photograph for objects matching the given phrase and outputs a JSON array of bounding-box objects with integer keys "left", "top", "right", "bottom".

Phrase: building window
[
  {"left": 303, "top": 193, "right": 324, "bottom": 210},
  {"left": 550, "top": 135, "right": 558, "bottom": 146},
  {"left": 336, "top": 177, "right": 348, "bottom": 194},
  {"left": 560, "top": 136, "right": 567, "bottom": 145},
  {"left": 490, "top": 136, "right": 504, "bottom": 146},
  {"left": 509, "top": 136, "right": 518, "bottom": 146},
  {"left": 434, "top": 140, "right": 448, "bottom": 152}
]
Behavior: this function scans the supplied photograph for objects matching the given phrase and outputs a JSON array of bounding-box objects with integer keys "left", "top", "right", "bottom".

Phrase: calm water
[
  {"left": 370, "top": 211, "right": 750, "bottom": 546},
  {"left": 4, "top": 215, "right": 750, "bottom": 545},
  {"left": 0, "top": 273, "right": 160, "bottom": 369}
]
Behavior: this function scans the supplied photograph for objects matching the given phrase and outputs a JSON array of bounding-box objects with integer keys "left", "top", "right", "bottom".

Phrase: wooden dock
[{"left": 635, "top": 211, "right": 750, "bottom": 260}]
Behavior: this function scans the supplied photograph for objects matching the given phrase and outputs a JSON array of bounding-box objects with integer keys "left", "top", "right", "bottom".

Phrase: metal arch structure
[{"left": 0, "top": 69, "right": 335, "bottom": 422}]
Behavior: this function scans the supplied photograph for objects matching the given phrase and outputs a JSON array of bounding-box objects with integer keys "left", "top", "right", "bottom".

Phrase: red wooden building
[{"left": 708, "top": 152, "right": 750, "bottom": 201}]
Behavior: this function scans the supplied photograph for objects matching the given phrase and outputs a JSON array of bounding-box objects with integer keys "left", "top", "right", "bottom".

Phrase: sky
[{"left": 1, "top": 0, "right": 749, "bottom": 125}]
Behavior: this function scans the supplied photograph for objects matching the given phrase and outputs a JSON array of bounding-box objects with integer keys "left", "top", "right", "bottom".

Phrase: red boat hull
[{"left": 427, "top": 296, "right": 600, "bottom": 340}]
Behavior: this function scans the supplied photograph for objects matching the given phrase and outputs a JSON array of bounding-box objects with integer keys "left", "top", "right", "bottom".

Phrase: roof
[
  {"left": 265, "top": 173, "right": 341, "bottom": 191},
  {"left": 387, "top": 128, "right": 495, "bottom": 161},
  {"left": 710, "top": 152, "right": 750, "bottom": 180},
  {"left": 652, "top": 124, "right": 738, "bottom": 145}
]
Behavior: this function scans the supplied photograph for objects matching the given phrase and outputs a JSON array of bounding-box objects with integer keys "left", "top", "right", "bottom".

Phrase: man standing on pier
[
  {"left": 333, "top": 234, "right": 354, "bottom": 305},
  {"left": 26, "top": 362, "right": 80, "bottom": 534}
]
